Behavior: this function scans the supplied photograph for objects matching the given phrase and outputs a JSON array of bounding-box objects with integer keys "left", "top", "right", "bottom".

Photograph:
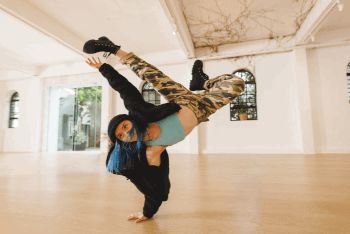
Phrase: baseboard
[
  {"left": 318, "top": 147, "right": 350, "bottom": 154},
  {"left": 201, "top": 147, "right": 303, "bottom": 154}
]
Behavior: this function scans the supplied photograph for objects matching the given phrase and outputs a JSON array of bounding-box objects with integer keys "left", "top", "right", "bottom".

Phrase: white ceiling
[
  {"left": 0, "top": 9, "right": 81, "bottom": 79},
  {"left": 319, "top": 0, "right": 350, "bottom": 30},
  {"left": 25, "top": 0, "right": 182, "bottom": 54},
  {"left": 0, "top": 0, "right": 349, "bottom": 80},
  {"left": 308, "top": 0, "right": 350, "bottom": 44},
  {"left": 182, "top": 0, "right": 316, "bottom": 48},
  {"left": 0, "top": 10, "right": 80, "bottom": 65}
]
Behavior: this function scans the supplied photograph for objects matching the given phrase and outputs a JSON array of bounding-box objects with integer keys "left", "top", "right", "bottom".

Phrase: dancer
[{"left": 83, "top": 37, "right": 245, "bottom": 223}]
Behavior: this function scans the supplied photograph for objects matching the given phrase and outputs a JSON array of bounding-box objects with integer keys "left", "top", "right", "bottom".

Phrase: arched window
[
  {"left": 230, "top": 69, "right": 258, "bottom": 121},
  {"left": 9, "top": 92, "right": 20, "bottom": 128},
  {"left": 347, "top": 62, "right": 350, "bottom": 103},
  {"left": 142, "top": 82, "right": 161, "bottom": 105}
]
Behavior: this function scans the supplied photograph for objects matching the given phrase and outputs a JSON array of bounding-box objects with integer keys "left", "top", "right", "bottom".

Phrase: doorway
[{"left": 48, "top": 86, "right": 102, "bottom": 151}]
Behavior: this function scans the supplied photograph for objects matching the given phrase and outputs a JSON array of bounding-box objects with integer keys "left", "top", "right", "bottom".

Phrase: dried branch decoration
[{"left": 182, "top": 0, "right": 316, "bottom": 52}]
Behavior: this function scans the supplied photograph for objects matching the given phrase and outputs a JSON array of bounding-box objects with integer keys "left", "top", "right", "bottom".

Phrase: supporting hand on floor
[{"left": 127, "top": 211, "right": 149, "bottom": 223}]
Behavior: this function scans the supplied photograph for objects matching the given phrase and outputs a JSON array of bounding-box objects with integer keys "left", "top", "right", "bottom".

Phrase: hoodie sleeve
[
  {"left": 143, "top": 195, "right": 162, "bottom": 218},
  {"left": 99, "top": 63, "right": 181, "bottom": 121},
  {"left": 99, "top": 63, "right": 155, "bottom": 112}
]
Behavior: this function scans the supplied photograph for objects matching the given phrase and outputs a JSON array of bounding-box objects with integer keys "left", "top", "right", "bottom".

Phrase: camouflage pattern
[{"left": 121, "top": 53, "right": 245, "bottom": 123}]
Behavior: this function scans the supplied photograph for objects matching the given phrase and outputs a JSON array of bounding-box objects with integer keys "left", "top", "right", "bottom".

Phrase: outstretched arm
[
  {"left": 86, "top": 57, "right": 153, "bottom": 112},
  {"left": 86, "top": 57, "right": 181, "bottom": 122}
]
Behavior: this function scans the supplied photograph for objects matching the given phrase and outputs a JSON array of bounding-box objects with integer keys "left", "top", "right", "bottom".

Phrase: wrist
[{"left": 98, "top": 63, "right": 108, "bottom": 72}]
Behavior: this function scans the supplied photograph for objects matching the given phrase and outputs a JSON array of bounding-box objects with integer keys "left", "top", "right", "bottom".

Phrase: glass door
[{"left": 54, "top": 86, "right": 102, "bottom": 151}]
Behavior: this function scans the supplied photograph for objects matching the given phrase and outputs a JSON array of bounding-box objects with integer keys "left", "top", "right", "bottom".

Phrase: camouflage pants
[{"left": 121, "top": 53, "right": 245, "bottom": 123}]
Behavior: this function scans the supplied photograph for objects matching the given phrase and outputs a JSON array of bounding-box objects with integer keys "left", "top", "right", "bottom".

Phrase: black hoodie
[{"left": 99, "top": 63, "right": 181, "bottom": 218}]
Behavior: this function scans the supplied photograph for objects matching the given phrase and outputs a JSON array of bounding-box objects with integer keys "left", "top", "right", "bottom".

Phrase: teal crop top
[{"left": 145, "top": 113, "right": 185, "bottom": 146}]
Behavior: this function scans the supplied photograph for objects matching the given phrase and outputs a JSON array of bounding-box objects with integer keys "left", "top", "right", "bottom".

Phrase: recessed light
[{"left": 337, "top": 0, "right": 344, "bottom": 11}]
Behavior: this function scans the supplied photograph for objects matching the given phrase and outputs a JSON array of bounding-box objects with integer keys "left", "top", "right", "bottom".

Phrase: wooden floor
[{"left": 0, "top": 153, "right": 350, "bottom": 234}]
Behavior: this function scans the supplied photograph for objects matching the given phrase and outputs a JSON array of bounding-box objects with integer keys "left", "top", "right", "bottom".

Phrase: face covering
[{"left": 122, "top": 125, "right": 136, "bottom": 142}]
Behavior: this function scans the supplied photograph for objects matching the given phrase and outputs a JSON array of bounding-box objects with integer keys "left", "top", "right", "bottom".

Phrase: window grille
[
  {"left": 230, "top": 70, "right": 258, "bottom": 121},
  {"left": 347, "top": 62, "right": 350, "bottom": 103},
  {"left": 9, "top": 92, "right": 20, "bottom": 128},
  {"left": 142, "top": 82, "right": 161, "bottom": 105}
]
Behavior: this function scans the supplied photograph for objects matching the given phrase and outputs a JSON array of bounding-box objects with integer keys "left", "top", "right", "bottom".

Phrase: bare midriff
[
  {"left": 145, "top": 105, "right": 198, "bottom": 166},
  {"left": 176, "top": 105, "right": 198, "bottom": 136}
]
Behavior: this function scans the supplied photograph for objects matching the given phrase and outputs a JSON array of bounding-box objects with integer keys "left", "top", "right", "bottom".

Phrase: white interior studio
[{"left": 0, "top": 0, "right": 350, "bottom": 233}]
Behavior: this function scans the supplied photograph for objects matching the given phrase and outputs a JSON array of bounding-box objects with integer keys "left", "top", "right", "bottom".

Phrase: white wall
[
  {"left": 0, "top": 71, "right": 112, "bottom": 153},
  {"left": 308, "top": 45, "right": 350, "bottom": 153},
  {"left": 0, "top": 81, "right": 5, "bottom": 151},
  {"left": 1, "top": 46, "right": 349, "bottom": 154},
  {"left": 200, "top": 52, "right": 301, "bottom": 154},
  {"left": 115, "top": 52, "right": 303, "bottom": 154},
  {"left": 0, "top": 78, "right": 42, "bottom": 152}
]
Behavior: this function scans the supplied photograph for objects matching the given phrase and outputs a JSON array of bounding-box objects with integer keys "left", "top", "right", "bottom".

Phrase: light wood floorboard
[{"left": 0, "top": 153, "right": 350, "bottom": 234}]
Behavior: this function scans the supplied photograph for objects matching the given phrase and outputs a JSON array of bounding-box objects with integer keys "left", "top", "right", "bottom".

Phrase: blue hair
[{"left": 107, "top": 121, "right": 145, "bottom": 174}]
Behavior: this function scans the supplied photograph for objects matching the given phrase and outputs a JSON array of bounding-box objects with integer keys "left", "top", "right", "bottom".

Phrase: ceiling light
[
  {"left": 310, "top": 35, "right": 315, "bottom": 42},
  {"left": 337, "top": 0, "right": 344, "bottom": 11},
  {"left": 337, "top": 3, "right": 344, "bottom": 11}
]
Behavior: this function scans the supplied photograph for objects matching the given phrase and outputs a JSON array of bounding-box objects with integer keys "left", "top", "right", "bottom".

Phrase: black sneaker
[
  {"left": 190, "top": 60, "right": 209, "bottom": 91},
  {"left": 83, "top": 36, "right": 120, "bottom": 55}
]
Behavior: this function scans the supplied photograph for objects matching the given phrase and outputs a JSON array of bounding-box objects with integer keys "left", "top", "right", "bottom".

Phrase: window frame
[
  {"left": 141, "top": 82, "right": 161, "bottom": 105},
  {"left": 347, "top": 62, "right": 350, "bottom": 103},
  {"left": 230, "top": 69, "right": 258, "bottom": 121},
  {"left": 8, "top": 91, "right": 20, "bottom": 128}
]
